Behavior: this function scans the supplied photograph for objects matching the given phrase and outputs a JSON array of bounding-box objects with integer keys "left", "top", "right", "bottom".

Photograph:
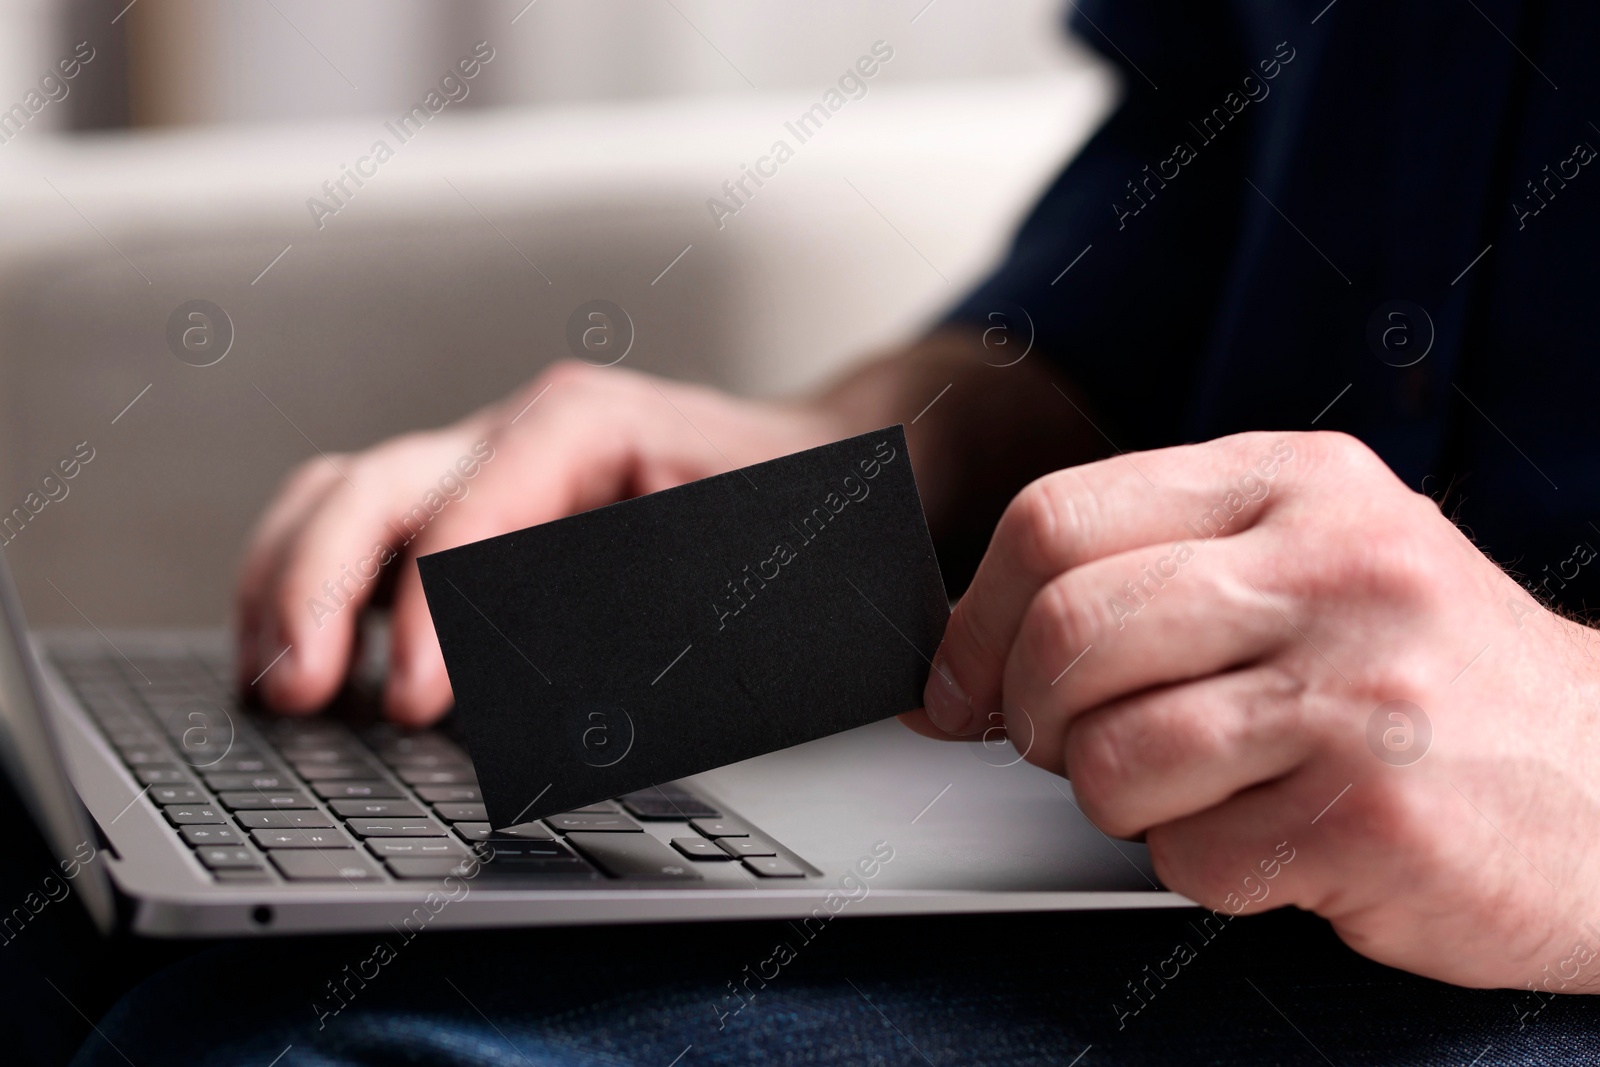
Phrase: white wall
[{"left": 128, "top": 0, "right": 1075, "bottom": 126}]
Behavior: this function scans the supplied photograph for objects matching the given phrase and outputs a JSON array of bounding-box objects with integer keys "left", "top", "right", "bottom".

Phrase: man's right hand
[{"left": 234, "top": 360, "right": 848, "bottom": 725}]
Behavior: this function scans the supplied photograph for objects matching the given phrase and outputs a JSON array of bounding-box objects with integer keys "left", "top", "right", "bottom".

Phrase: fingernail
[{"left": 924, "top": 657, "right": 975, "bottom": 735}]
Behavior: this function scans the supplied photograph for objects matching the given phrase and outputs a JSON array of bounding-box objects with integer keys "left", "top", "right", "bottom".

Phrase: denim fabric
[{"left": 68, "top": 908, "right": 1600, "bottom": 1066}]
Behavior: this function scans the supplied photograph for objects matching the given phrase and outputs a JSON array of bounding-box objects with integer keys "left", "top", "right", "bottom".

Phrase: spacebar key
[{"left": 564, "top": 833, "right": 702, "bottom": 881}]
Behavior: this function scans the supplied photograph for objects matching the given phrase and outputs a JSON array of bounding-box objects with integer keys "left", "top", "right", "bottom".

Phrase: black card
[{"left": 417, "top": 425, "right": 949, "bottom": 828}]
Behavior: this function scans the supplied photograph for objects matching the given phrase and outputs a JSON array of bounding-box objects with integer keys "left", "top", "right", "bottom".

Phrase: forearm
[{"left": 809, "top": 327, "right": 1112, "bottom": 591}]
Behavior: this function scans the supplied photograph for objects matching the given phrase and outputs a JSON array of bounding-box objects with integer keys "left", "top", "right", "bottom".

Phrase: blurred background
[{"left": 0, "top": 0, "right": 1115, "bottom": 626}]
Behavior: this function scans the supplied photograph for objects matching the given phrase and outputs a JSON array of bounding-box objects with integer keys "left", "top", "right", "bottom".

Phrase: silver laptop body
[{"left": 0, "top": 551, "right": 1180, "bottom": 938}]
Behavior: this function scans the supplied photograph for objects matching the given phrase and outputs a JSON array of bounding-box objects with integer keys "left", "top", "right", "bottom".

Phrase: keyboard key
[
  {"left": 163, "top": 804, "right": 226, "bottom": 824},
  {"left": 452, "top": 822, "right": 491, "bottom": 841},
  {"left": 270, "top": 850, "right": 383, "bottom": 881},
  {"left": 329, "top": 799, "right": 425, "bottom": 819},
  {"left": 206, "top": 757, "right": 275, "bottom": 774},
  {"left": 717, "top": 838, "right": 777, "bottom": 858},
  {"left": 345, "top": 818, "right": 448, "bottom": 838},
  {"left": 264, "top": 723, "right": 357, "bottom": 747},
  {"left": 545, "top": 812, "right": 642, "bottom": 834},
  {"left": 432, "top": 803, "right": 487, "bottom": 823},
  {"left": 481, "top": 838, "right": 578, "bottom": 861},
  {"left": 99, "top": 718, "right": 147, "bottom": 733},
  {"left": 136, "top": 767, "right": 193, "bottom": 786},
  {"left": 196, "top": 847, "right": 259, "bottom": 870},
  {"left": 179, "top": 825, "right": 242, "bottom": 846},
  {"left": 150, "top": 786, "right": 207, "bottom": 805},
  {"left": 279, "top": 752, "right": 371, "bottom": 771},
  {"left": 744, "top": 856, "right": 806, "bottom": 878},
  {"left": 219, "top": 791, "right": 315, "bottom": 810},
  {"left": 567, "top": 800, "right": 621, "bottom": 814},
  {"left": 213, "top": 868, "right": 273, "bottom": 883},
  {"left": 380, "top": 751, "right": 470, "bottom": 769},
  {"left": 624, "top": 797, "right": 721, "bottom": 819},
  {"left": 672, "top": 837, "right": 733, "bottom": 860},
  {"left": 398, "top": 767, "right": 476, "bottom": 786},
  {"left": 371, "top": 733, "right": 462, "bottom": 758},
  {"left": 364, "top": 837, "right": 469, "bottom": 858},
  {"left": 186, "top": 740, "right": 263, "bottom": 757},
  {"left": 621, "top": 787, "right": 720, "bottom": 819},
  {"left": 251, "top": 828, "right": 355, "bottom": 849},
  {"left": 489, "top": 822, "right": 552, "bottom": 840},
  {"left": 203, "top": 772, "right": 288, "bottom": 791},
  {"left": 173, "top": 738, "right": 239, "bottom": 766},
  {"left": 417, "top": 785, "right": 480, "bottom": 803},
  {"left": 294, "top": 763, "right": 380, "bottom": 781},
  {"left": 274, "top": 731, "right": 361, "bottom": 750},
  {"left": 386, "top": 857, "right": 486, "bottom": 879},
  {"left": 275, "top": 746, "right": 357, "bottom": 763},
  {"left": 279, "top": 751, "right": 370, "bottom": 771},
  {"left": 473, "top": 861, "right": 602, "bottom": 882},
  {"left": 118, "top": 747, "right": 169, "bottom": 766},
  {"left": 234, "top": 810, "right": 336, "bottom": 829},
  {"left": 563, "top": 833, "right": 703, "bottom": 880},
  {"left": 107, "top": 730, "right": 158, "bottom": 748},
  {"left": 621, "top": 786, "right": 697, "bottom": 802},
  {"left": 312, "top": 780, "right": 405, "bottom": 800},
  {"left": 690, "top": 818, "right": 750, "bottom": 838}
]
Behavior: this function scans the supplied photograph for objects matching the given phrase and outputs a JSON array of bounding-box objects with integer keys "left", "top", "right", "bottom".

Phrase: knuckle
[
  {"left": 1331, "top": 775, "right": 1447, "bottom": 864},
  {"left": 280, "top": 455, "right": 332, "bottom": 496},
  {"left": 1029, "top": 576, "right": 1105, "bottom": 665},
  {"left": 539, "top": 358, "right": 608, "bottom": 394},
  {"left": 353, "top": 434, "right": 414, "bottom": 481},
  {"left": 1302, "top": 430, "right": 1383, "bottom": 472},
  {"left": 1063, "top": 716, "right": 1137, "bottom": 833},
  {"left": 541, "top": 358, "right": 590, "bottom": 385},
  {"left": 1067, "top": 699, "right": 1228, "bottom": 837},
  {"left": 1298, "top": 521, "right": 1441, "bottom": 610},
  {"left": 1000, "top": 473, "right": 1083, "bottom": 578},
  {"left": 1360, "top": 654, "right": 1436, "bottom": 711}
]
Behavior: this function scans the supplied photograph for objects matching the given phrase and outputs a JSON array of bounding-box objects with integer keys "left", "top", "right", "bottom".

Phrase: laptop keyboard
[{"left": 50, "top": 646, "right": 810, "bottom": 886}]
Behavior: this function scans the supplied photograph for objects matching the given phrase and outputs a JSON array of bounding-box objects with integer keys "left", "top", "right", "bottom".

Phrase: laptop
[{"left": 0, "top": 549, "right": 1177, "bottom": 938}]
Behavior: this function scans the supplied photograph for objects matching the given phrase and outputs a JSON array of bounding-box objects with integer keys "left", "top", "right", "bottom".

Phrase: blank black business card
[{"left": 417, "top": 424, "right": 949, "bottom": 827}]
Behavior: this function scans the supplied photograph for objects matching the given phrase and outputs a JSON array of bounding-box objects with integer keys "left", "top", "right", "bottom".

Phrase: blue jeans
[
  {"left": 2, "top": 752, "right": 1593, "bottom": 1067},
  {"left": 62, "top": 907, "right": 1600, "bottom": 1066}
]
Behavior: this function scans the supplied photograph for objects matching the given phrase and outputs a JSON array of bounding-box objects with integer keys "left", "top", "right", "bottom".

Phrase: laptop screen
[{"left": 0, "top": 551, "right": 115, "bottom": 932}]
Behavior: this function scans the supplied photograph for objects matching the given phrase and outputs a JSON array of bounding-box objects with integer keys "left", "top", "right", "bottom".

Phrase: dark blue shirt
[{"left": 949, "top": 0, "right": 1600, "bottom": 614}]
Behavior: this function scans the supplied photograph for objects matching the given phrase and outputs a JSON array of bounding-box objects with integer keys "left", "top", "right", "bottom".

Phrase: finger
[
  {"left": 923, "top": 433, "right": 1298, "bottom": 735},
  {"left": 1143, "top": 778, "right": 1311, "bottom": 918},
  {"left": 257, "top": 469, "right": 407, "bottom": 714},
  {"left": 255, "top": 431, "right": 480, "bottom": 711},
  {"left": 381, "top": 420, "right": 633, "bottom": 724},
  {"left": 1001, "top": 531, "right": 1291, "bottom": 746},
  {"left": 234, "top": 460, "right": 344, "bottom": 686},
  {"left": 896, "top": 708, "right": 978, "bottom": 742},
  {"left": 1060, "top": 666, "right": 1321, "bottom": 836},
  {"left": 381, "top": 560, "right": 456, "bottom": 726}
]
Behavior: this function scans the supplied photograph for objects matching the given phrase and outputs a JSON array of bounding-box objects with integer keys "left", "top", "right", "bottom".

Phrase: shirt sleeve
[{"left": 944, "top": 0, "right": 1257, "bottom": 450}]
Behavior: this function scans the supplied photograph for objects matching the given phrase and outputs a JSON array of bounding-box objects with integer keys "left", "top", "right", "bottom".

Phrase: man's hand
[
  {"left": 236, "top": 361, "right": 846, "bottom": 724},
  {"left": 236, "top": 327, "right": 1103, "bottom": 727},
  {"left": 911, "top": 430, "right": 1600, "bottom": 991}
]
